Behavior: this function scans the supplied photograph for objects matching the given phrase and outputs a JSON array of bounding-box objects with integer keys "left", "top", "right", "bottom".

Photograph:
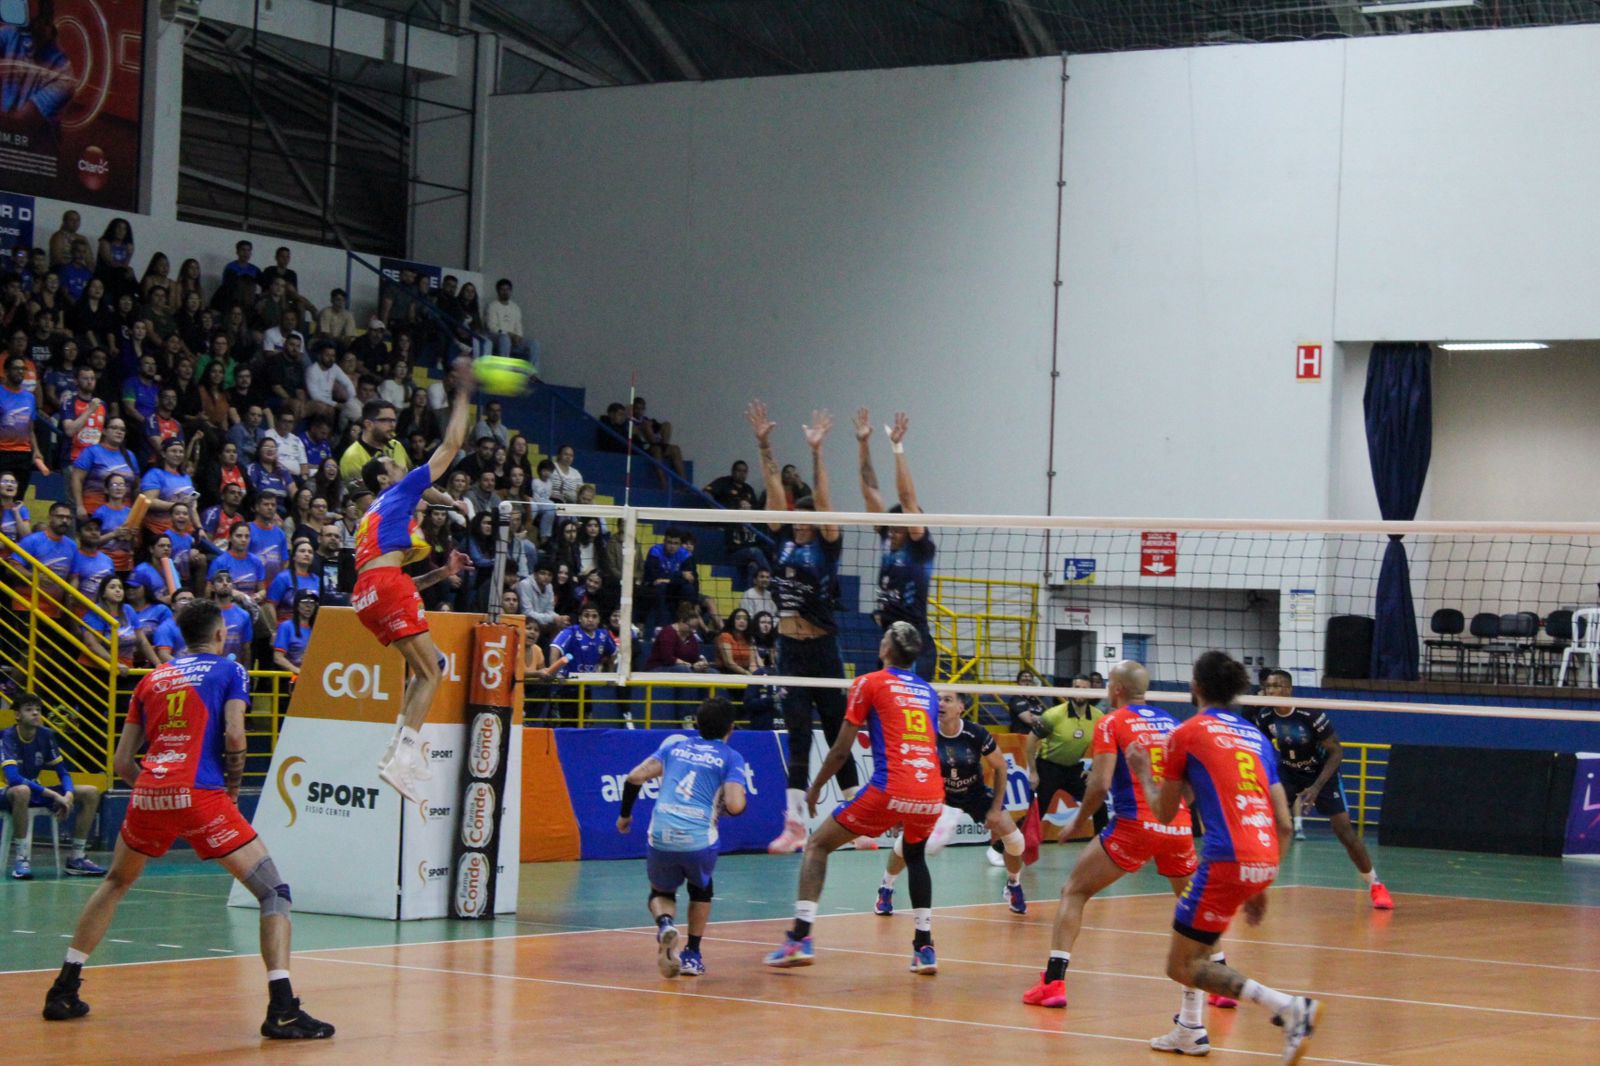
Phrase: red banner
[{"left": 0, "top": 0, "right": 145, "bottom": 209}]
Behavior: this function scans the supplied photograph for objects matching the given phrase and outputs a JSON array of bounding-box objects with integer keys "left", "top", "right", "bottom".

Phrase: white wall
[{"left": 482, "top": 59, "right": 1063, "bottom": 516}]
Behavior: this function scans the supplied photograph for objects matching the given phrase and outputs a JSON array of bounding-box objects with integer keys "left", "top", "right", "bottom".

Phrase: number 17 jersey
[{"left": 845, "top": 667, "right": 944, "bottom": 802}]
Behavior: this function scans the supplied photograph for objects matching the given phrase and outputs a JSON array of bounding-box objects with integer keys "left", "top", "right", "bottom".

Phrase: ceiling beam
[
  {"left": 1001, "top": 0, "right": 1054, "bottom": 56},
  {"left": 622, "top": 0, "right": 700, "bottom": 80}
]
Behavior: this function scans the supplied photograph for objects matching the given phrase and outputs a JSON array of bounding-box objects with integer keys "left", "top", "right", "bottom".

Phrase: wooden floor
[{"left": 5, "top": 885, "right": 1598, "bottom": 1064}]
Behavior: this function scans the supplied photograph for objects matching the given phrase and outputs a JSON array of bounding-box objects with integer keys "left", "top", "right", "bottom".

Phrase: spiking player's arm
[
  {"left": 854, "top": 407, "right": 885, "bottom": 513},
  {"left": 803, "top": 409, "right": 840, "bottom": 543},
  {"left": 804, "top": 718, "right": 861, "bottom": 815},
  {"left": 616, "top": 755, "right": 665, "bottom": 833},
  {"left": 745, "top": 400, "right": 785, "bottom": 532},
  {"left": 886, "top": 412, "right": 926, "bottom": 541},
  {"left": 411, "top": 550, "right": 471, "bottom": 592},
  {"left": 428, "top": 359, "right": 477, "bottom": 485}
]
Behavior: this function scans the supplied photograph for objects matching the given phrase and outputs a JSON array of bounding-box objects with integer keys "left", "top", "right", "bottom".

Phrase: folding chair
[{"left": 0, "top": 802, "right": 64, "bottom": 879}]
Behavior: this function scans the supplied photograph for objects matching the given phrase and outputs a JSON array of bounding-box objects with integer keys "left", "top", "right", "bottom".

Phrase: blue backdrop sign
[
  {"left": 0, "top": 191, "right": 33, "bottom": 254},
  {"left": 1565, "top": 753, "right": 1600, "bottom": 857}
]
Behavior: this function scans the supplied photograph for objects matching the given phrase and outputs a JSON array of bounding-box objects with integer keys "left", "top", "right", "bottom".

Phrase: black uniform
[
  {"left": 938, "top": 720, "right": 998, "bottom": 823},
  {"left": 1245, "top": 707, "right": 1348, "bottom": 816},
  {"left": 772, "top": 529, "right": 855, "bottom": 792}
]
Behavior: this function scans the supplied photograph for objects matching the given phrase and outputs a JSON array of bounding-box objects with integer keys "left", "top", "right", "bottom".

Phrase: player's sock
[
  {"left": 1241, "top": 979, "right": 1293, "bottom": 1016},
  {"left": 912, "top": 908, "right": 932, "bottom": 949},
  {"left": 792, "top": 900, "right": 817, "bottom": 939},
  {"left": 1045, "top": 951, "right": 1070, "bottom": 983},
  {"left": 1007, "top": 874, "right": 1021, "bottom": 886},
  {"left": 1180, "top": 988, "right": 1204, "bottom": 1027},
  {"left": 65, "top": 947, "right": 89, "bottom": 966},
  {"left": 267, "top": 971, "right": 294, "bottom": 1008},
  {"left": 881, "top": 871, "right": 899, "bottom": 889},
  {"left": 70, "top": 838, "right": 87, "bottom": 861},
  {"left": 1211, "top": 951, "right": 1226, "bottom": 966},
  {"left": 1361, "top": 867, "right": 1378, "bottom": 885},
  {"left": 786, "top": 788, "right": 806, "bottom": 823},
  {"left": 686, "top": 935, "right": 702, "bottom": 952}
]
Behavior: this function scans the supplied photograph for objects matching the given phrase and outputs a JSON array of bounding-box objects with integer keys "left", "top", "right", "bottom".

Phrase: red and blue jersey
[
  {"left": 70, "top": 547, "right": 114, "bottom": 601},
  {"left": 1162, "top": 709, "right": 1281, "bottom": 864},
  {"left": 1093, "top": 704, "right": 1191, "bottom": 827},
  {"left": 72, "top": 444, "right": 140, "bottom": 507},
  {"left": 355, "top": 465, "right": 433, "bottom": 570},
  {"left": 14, "top": 530, "right": 77, "bottom": 583},
  {"left": 138, "top": 468, "right": 196, "bottom": 533},
  {"left": 0, "top": 384, "right": 34, "bottom": 453},
  {"left": 844, "top": 667, "right": 944, "bottom": 801},
  {"left": 128, "top": 654, "right": 251, "bottom": 791}
]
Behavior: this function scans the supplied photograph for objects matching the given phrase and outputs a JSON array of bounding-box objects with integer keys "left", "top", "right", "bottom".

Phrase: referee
[{"left": 1025, "top": 675, "right": 1108, "bottom": 837}]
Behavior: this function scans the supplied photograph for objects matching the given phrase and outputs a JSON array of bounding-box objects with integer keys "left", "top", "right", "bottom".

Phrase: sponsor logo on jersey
[{"left": 130, "top": 789, "right": 193, "bottom": 811}]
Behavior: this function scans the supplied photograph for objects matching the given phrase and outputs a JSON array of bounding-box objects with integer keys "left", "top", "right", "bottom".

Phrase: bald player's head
[{"left": 1107, "top": 660, "right": 1149, "bottom": 707}]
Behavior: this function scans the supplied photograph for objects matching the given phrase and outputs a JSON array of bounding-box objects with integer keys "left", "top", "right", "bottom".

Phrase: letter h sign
[{"left": 1296, "top": 344, "right": 1323, "bottom": 381}]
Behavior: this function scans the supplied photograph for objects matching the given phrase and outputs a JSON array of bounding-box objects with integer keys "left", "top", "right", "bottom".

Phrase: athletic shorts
[
  {"left": 946, "top": 789, "right": 995, "bottom": 828},
  {"left": 832, "top": 785, "right": 941, "bottom": 845},
  {"left": 353, "top": 566, "right": 428, "bottom": 647},
  {"left": 120, "top": 788, "right": 257, "bottom": 861},
  {"left": 1100, "top": 818, "right": 1199, "bottom": 879},
  {"left": 1172, "top": 859, "right": 1278, "bottom": 944},
  {"left": 1283, "top": 771, "right": 1347, "bottom": 817},
  {"left": 646, "top": 844, "right": 717, "bottom": 892}
]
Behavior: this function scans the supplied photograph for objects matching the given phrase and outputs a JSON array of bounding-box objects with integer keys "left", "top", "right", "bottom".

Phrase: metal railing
[{"left": 930, "top": 576, "right": 1041, "bottom": 714}]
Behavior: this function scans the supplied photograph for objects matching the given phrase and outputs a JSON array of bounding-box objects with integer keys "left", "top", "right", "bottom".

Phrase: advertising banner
[
  {"left": 1565, "top": 753, "right": 1600, "bottom": 858},
  {"left": 379, "top": 256, "right": 441, "bottom": 292},
  {"left": 0, "top": 0, "right": 146, "bottom": 209},
  {"left": 0, "top": 190, "right": 32, "bottom": 253}
]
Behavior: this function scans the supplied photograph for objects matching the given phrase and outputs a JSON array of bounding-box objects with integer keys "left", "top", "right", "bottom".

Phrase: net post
[
  {"left": 616, "top": 505, "right": 638, "bottom": 682},
  {"left": 488, "top": 502, "right": 512, "bottom": 624}
]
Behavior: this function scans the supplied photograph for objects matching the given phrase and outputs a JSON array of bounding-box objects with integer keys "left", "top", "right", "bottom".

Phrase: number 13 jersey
[{"left": 845, "top": 668, "right": 944, "bottom": 802}]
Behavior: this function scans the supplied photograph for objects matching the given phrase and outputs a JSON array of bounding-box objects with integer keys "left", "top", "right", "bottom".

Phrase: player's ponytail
[{"left": 1191, "top": 649, "right": 1250, "bottom": 707}]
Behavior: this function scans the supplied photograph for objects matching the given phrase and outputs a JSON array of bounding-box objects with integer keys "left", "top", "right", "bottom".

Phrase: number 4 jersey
[
  {"left": 649, "top": 734, "right": 747, "bottom": 852},
  {"left": 1161, "top": 709, "right": 1281, "bottom": 865},
  {"left": 845, "top": 667, "right": 945, "bottom": 802}
]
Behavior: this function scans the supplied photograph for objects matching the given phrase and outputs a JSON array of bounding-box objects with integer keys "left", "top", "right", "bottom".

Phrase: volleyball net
[{"left": 521, "top": 504, "right": 1600, "bottom": 725}]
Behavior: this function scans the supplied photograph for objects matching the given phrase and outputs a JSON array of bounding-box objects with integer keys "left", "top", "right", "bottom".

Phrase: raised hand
[
  {"left": 853, "top": 407, "right": 872, "bottom": 442},
  {"left": 802, "top": 409, "right": 833, "bottom": 450},
  {"left": 745, "top": 400, "right": 775, "bottom": 445},
  {"left": 887, "top": 411, "right": 910, "bottom": 445}
]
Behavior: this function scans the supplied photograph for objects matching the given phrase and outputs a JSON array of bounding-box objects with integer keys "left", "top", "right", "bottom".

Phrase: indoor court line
[
  {"left": 683, "top": 930, "right": 1600, "bottom": 1025},
  {"left": 1288, "top": 883, "right": 1600, "bottom": 910},
  {"left": 296, "top": 951, "right": 1392, "bottom": 1066}
]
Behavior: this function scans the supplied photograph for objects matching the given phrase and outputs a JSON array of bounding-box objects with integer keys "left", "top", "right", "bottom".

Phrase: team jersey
[
  {"left": 72, "top": 444, "right": 140, "bottom": 508},
  {"left": 130, "top": 560, "right": 180, "bottom": 601},
  {"left": 0, "top": 384, "right": 34, "bottom": 453},
  {"left": 274, "top": 619, "right": 312, "bottom": 669},
  {"left": 208, "top": 550, "right": 266, "bottom": 596},
  {"left": 267, "top": 570, "right": 321, "bottom": 612},
  {"left": 0, "top": 501, "right": 28, "bottom": 539},
  {"left": 648, "top": 734, "right": 747, "bottom": 851},
  {"left": 1162, "top": 710, "right": 1282, "bottom": 864},
  {"left": 13, "top": 531, "right": 77, "bottom": 605},
  {"left": 92, "top": 504, "right": 134, "bottom": 571},
  {"left": 355, "top": 464, "right": 433, "bottom": 570},
  {"left": 70, "top": 548, "right": 113, "bottom": 600},
  {"left": 1092, "top": 704, "right": 1192, "bottom": 827},
  {"left": 83, "top": 604, "right": 141, "bottom": 666},
  {"left": 936, "top": 719, "right": 996, "bottom": 800},
  {"left": 167, "top": 529, "right": 196, "bottom": 580},
  {"left": 219, "top": 603, "right": 252, "bottom": 661},
  {"left": 152, "top": 617, "right": 186, "bottom": 658},
  {"left": 248, "top": 521, "right": 289, "bottom": 584},
  {"left": 127, "top": 654, "right": 251, "bottom": 791},
  {"left": 139, "top": 468, "right": 196, "bottom": 533},
  {"left": 876, "top": 532, "right": 936, "bottom": 631},
  {"left": 246, "top": 463, "right": 293, "bottom": 511},
  {"left": 550, "top": 623, "right": 618, "bottom": 676},
  {"left": 58, "top": 393, "right": 105, "bottom": 459},
  {"left": 772, "top": 529, "right": 842, "bottom": 632},
  {"left": 132, "top": 602, "right": 173, "bottom": 643},
  {"left": 200, "top": 504, "right": 247, "bottom": 543},
  {"left": 1244, "top": 707, "right": 1334, "bottom": 777},
  {"left": 845, "top": 667, "right": 943, "bottom": 800},
  {"left": 1, "top": 724, "right": 70, "bottom": 792}
]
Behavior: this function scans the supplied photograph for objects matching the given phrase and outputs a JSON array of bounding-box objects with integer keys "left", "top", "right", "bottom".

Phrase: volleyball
[{"left": 473, "top": 355, "right": 535, "bottom": 396}]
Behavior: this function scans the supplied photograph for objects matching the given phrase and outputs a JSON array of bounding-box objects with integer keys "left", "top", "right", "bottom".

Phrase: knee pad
[
  {"left": 242, "top": 857, "right": 292, "bottom": 919},
  {"left": 1000, "top": 826, "right": 1025, "bottom": 856},
  {"left": 650, "top": 888, "right": 677, "bottom": 905},
  {"left": 685, "top": 879, "right": 713, "bottom": 903}
]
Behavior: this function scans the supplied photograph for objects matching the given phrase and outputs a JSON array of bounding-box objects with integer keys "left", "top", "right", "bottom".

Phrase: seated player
[
  {"left": 1126, "top": 651, "right": 1321, "bottom": 1063},
  {"left": 615, "top": 697, "right": 747, "bottom": 978},
  {"left": 1248, "top": 669, "right": 1392, "bottom": 910},
  {"left": 355, "top": 359, "right": 474, "bottom": 801},
  {"left": 877, "top": 690, "right": 1025, "bottom": 917},
  {"left": 766, "top": 623, "right": 944, "bottom": 973},
  {"left": 1023, "top": 660, "right": 1199, "bottom": 1011},
  {"left": 42, "top": 600, "right": 334, "bottom": 1040},
  {"left": 4, "top": 692, "right": 107, "bottom": 879}
]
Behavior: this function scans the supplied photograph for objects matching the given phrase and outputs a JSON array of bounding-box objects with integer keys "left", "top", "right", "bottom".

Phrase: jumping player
[
  {"left": 356, "top": 360, "right": 474, "bottom": 801},
  {"left": 42, "top": 600, "right": 333, "bottom": 1039},
  {"left": 1126, "top": 650, "right": 1320, "bottom": 1062},
  {"left": 876, "top": 690, "right": 1025, "bottom": 917},
  {"left": 746, "top": 400, "right": 861, "bottom": 853},
  {"left": 1248, "top": 669, "right": 1392, "bottom": 910},
  {"left": 616, "top": 697, "right": 747, "bottom": 978},
  {"left": 1022, "top": 660, "right": 1197, "bottom": 1011},
  {"left": 854, "top": 407, "right": 936, "bottom": 681},
  {"left": 766, "top": 622, "right": 944, "bottom": 973}
]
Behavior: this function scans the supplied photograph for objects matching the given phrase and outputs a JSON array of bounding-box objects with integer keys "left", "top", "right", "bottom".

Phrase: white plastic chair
[
  {"left": 1, "top": 803, "right": 64, "bottom": 878},
  {"left": 1558, "top": 607, "right": 1600, "bottom": 688}
]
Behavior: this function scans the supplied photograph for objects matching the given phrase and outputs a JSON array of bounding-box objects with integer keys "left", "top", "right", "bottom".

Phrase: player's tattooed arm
[
  {"left": 805, "top": 410, "right": 840, "bottom": 542},
  {"left": 855, "top": 407, "right": 885, "bottom": 513},
  {"left": 746, "top": 400, "right": 785, "bottom": 530}
]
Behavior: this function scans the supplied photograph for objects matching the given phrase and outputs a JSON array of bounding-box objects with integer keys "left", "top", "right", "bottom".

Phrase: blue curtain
[{"left": 1363, "top": 342, "right": 1432, "bottom": 680}]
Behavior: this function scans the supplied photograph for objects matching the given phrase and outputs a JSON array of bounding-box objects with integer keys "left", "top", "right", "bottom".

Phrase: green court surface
[{"left": 5, "top": 832, "right": 1599, "bottom": 973}]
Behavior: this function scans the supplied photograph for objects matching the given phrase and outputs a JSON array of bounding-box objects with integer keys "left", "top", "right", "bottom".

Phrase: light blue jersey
[{"left": 649, "top": 734, "right": 746, "bottom": 852}]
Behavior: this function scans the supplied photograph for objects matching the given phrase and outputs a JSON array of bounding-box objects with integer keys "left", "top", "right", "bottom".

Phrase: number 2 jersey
[
  {"left": 1092, "top": 703, "right": 1192, "bottom": 829},
  {"left": 1161, "top": 709, "right": 1281, "bottom": 865},
  {"left": 845, "top": 667, "right": 944, "bottom": 802},
  {"left": 649, "top": 734, "right": 747, "bottom": 852},
  {"left": 127, "top": 653, "right": 251, "bottom": 792}
]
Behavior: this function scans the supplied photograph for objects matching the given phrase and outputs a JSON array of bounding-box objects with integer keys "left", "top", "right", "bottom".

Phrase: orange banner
[{"left": 520, "top": 728, "right": 580, "bottom": 862}]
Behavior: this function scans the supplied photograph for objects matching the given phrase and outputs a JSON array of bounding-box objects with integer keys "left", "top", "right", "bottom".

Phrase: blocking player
[
  {"left": 766, "top": 622, "right": 944, "bottom": 973},
  {"left": 746, "top": 401, "right": 862, "bottom": 853},
  {"left": 1022, "top": 660, "right": 1198, "bottom": 1011},
  {"left": 1249, "top": 669, "right": 1392, "bottom": 910},
  {"left": 854, "top": 408, "right": 936, "bottom": 681},
  {"left": 42, "top": 600, "right": 334, "bottom": 1040},
  {"left": 1126, "top": 650, "right": 1320, "bottom": 1063},
  {"left": 616, "top": 697, "right": 747, "bottom": 979},
  {"left": 876, "top": 690, "right": 1026, "bottom": 917},
  {"left": 356, "top": 359, "right": 475, "bottom": 801},
  {"left": 4, "top": 691, "right": 106, "bottom": 879}
]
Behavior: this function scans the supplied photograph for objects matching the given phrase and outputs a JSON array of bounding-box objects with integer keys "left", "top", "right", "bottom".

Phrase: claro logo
[
  {"left": 78, "top": 147, "right": 109, "bottom": 191},
  {"left": 275, "top": 754, "right": 379, "bottom": 828},
  {"left": 469, "top": 712, "right": 502, "bottom": 778},
  {"left": 455, "top": 852, "right": 490, "bottom": 916},
  {"left": 460, "top": 781, "right": 496, "bottom": 848},
  {"left": 322, "top": 662, "right": 392, "bottom": 700}
]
